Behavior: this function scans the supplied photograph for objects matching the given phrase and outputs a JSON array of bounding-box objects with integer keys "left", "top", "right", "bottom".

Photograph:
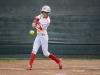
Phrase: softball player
[{"left": 27, "top": 5, "right": 62, "bottom": 70}]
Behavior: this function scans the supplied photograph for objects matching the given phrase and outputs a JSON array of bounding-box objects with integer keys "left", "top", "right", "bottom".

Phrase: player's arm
[
  {"left": 32, "top": 18, "right": 42, "bottom": 32},
  {"left": 32, "top": 14, "right": 42, "bottom": 28},
  {"left": 32, "top": 18, "right": 45, "bottom": 35},
  {"left": 32, "top": 18, "right": 39, "bottom": 28}
]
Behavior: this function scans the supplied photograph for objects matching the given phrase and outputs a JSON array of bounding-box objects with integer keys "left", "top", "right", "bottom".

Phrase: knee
[
  {"left": 43, "top": 52, "right": 50, "bottom": 57},
  {"left": 31, "top": 49, "right": 37, "bottom": 54}
]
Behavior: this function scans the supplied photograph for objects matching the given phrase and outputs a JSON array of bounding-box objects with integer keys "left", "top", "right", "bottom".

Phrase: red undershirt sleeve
[{"left": 33, "top": 18, "right": 39, "bottom": 23}]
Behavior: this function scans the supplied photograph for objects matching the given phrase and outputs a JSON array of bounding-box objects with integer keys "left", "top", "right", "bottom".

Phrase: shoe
[
  {"left": 58, "top": 58, "right": 62, "bottom": 69},
  {"left": 26, "top": 65, "right": 32, "bottom": 70}
]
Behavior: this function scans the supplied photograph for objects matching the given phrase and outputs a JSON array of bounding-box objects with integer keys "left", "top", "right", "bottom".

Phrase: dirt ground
[{"left": 0, "top": 59, "right": 100, "bottom": 75}]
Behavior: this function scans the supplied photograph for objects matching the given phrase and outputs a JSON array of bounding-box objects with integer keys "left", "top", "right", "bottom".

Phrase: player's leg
[
  {"left": 27, "top": 35, "right": 41, "bottom": 70},
  {"left": 49, "top": 53, "right": 62, "bottom": 69},
  {"left": 40, "top": 35, "right": 62, "bottom": 69},
  {"left": 40, "top": 35, "right": 50, "bottom": 57},
  {"left": 27, "top": 53, "right": 36, "bottom": 70},
  {"left": 40, "top": 35, "right": 58, "bottom": 62}
]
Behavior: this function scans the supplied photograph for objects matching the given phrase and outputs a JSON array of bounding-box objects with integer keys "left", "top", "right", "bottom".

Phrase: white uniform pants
[{"left": 32, "top": 34, "right": 50, "bottom": 57}]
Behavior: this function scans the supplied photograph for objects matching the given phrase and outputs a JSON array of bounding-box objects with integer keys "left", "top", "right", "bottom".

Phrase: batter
[{"left": 27, "top": 5, "right": 62, "bottom": 70}]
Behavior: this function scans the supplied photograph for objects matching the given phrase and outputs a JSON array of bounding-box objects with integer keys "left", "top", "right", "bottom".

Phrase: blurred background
[{"left": 0, "top": 0, "right": 100, "bottom": 58}]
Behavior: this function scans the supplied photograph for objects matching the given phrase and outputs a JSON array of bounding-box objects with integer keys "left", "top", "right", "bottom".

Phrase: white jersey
[{"left": 36, "top": 14, "right": 50, "bottom": 35}]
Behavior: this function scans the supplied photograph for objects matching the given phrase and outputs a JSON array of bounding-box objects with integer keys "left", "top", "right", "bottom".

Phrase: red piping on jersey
[{"left": 33, "top": 18, "right": 39, "bottom": 23}]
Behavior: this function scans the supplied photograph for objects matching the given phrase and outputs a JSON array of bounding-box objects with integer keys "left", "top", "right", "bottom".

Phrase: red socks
[
  {"left": 29, "top": 53, "right": 59, "bottom": 66},
  {"left": 49, "top": 53, "right": 59, "bottom": 63},
  {"left": 29, "top": 53, "right": 36, "bottom": 67}
]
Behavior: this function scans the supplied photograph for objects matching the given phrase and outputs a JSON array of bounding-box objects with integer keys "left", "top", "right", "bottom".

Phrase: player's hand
[{"left": 32, "top": 23, "right": 36, "bottom": 28}]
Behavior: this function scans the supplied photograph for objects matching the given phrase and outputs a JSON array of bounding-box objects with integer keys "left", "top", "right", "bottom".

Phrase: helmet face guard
[{"left": 41, "top": 5, "right": 51, "bottom": 13}]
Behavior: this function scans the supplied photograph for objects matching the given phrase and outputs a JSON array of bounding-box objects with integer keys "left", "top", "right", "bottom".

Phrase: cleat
[
  {"left": 58, "top": 58, "right": 62, "bottom": 69},
  {"left": 26, "top": 65, "right": 32, "bottom": 70}
]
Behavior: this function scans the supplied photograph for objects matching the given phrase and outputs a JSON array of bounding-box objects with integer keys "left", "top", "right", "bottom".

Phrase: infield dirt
[{"left": 0, "top": 59, "right": 100, "bottom": 75}]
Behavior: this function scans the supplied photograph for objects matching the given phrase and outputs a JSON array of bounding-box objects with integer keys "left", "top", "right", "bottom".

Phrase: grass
[{"left": 0, "top": 58, "right": 99, "bottom": 60}]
